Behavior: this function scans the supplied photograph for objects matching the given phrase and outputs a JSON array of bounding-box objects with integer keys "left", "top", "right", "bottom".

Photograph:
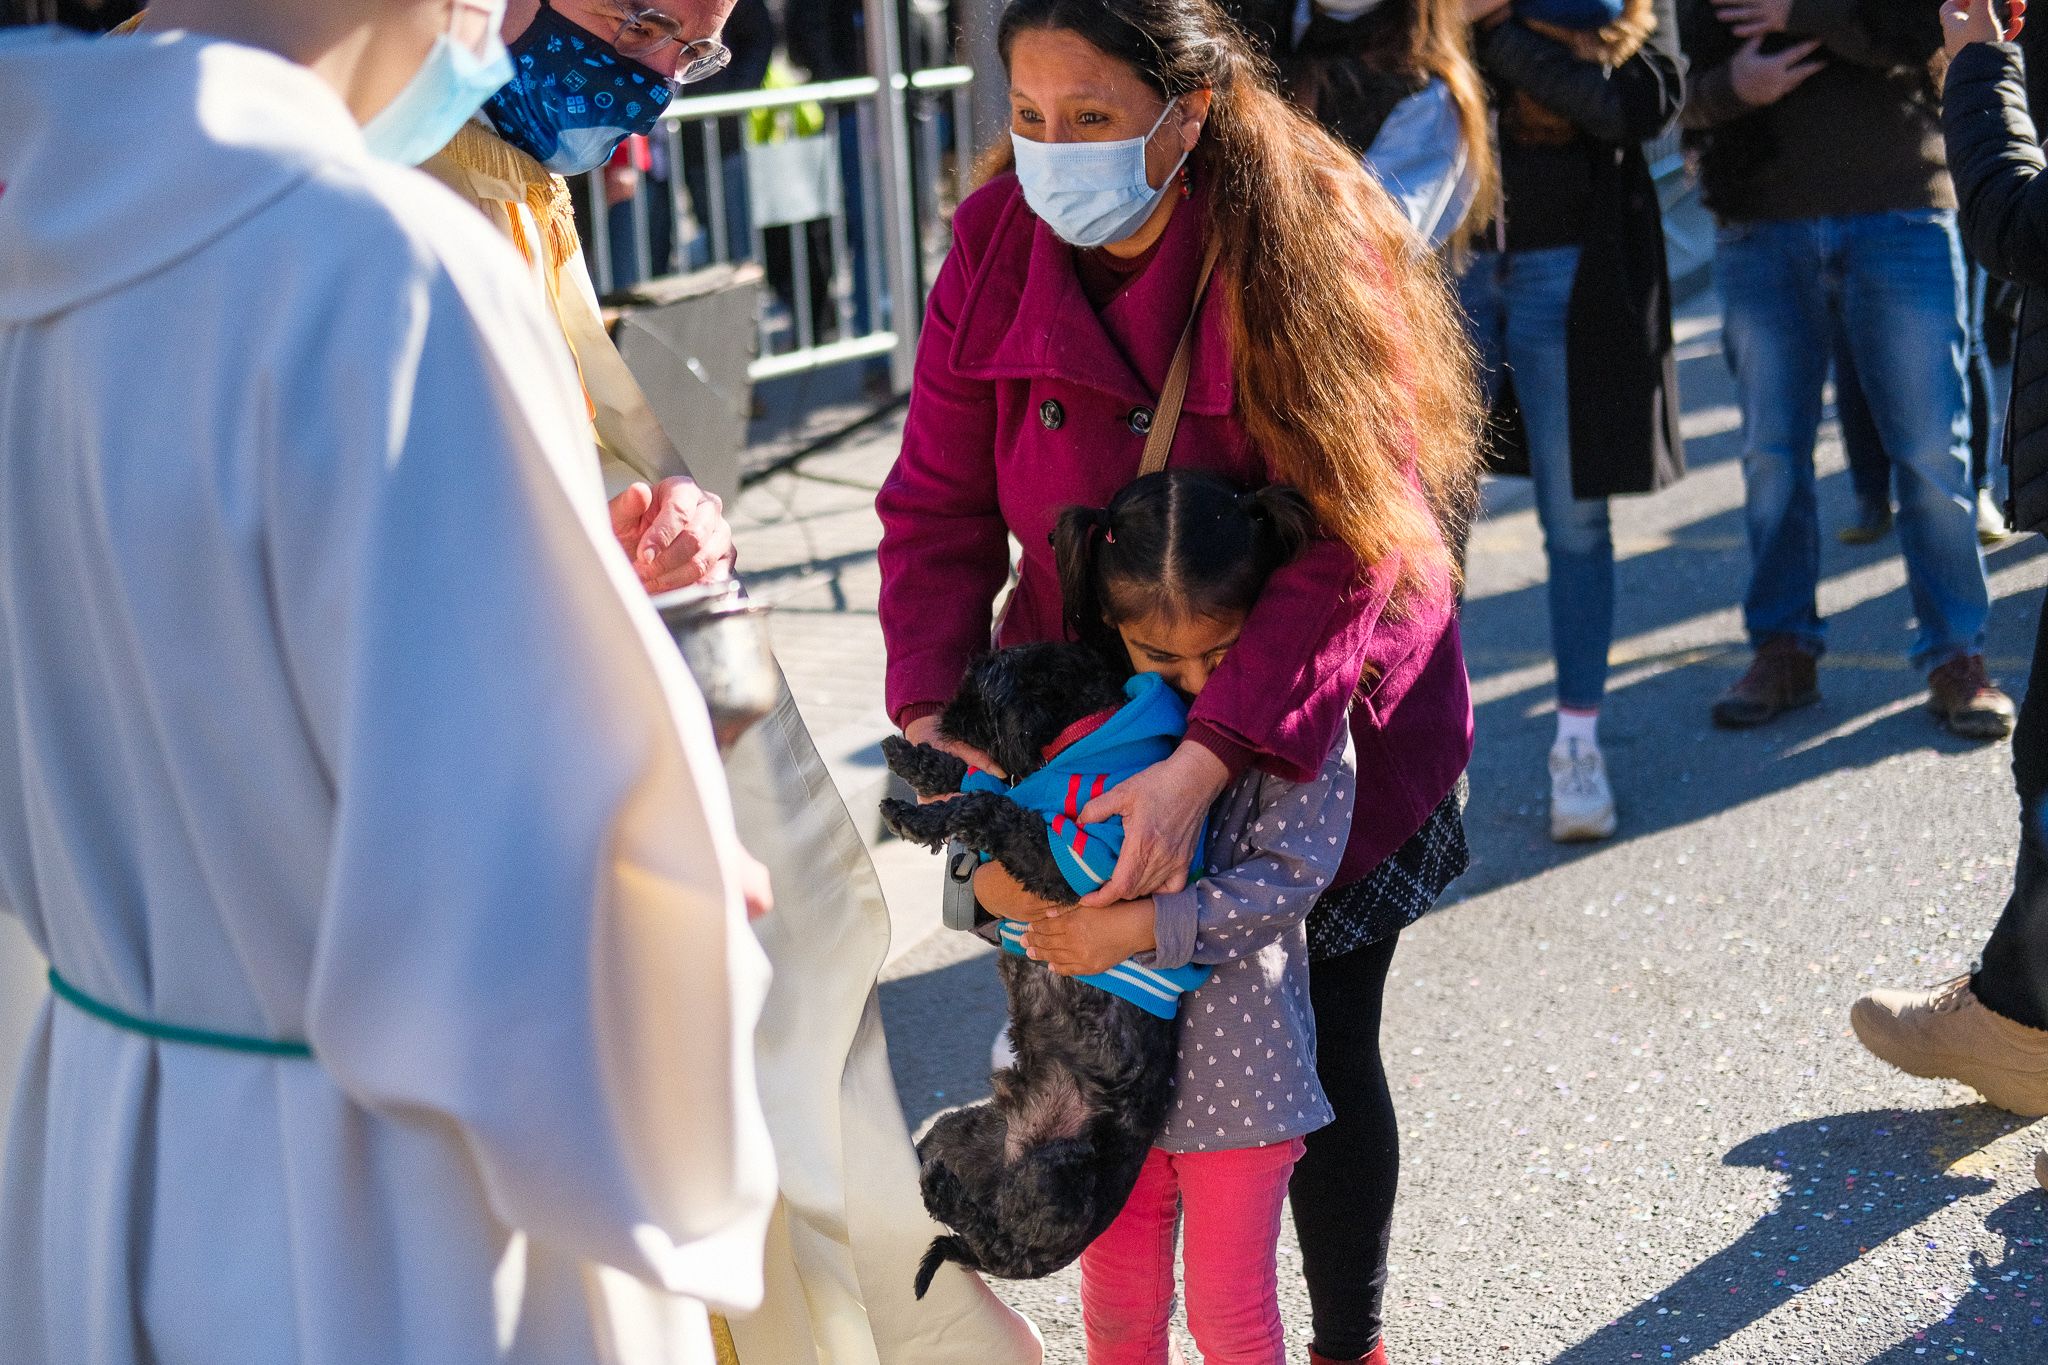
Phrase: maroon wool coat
[{"left": 876, "top": 172, "right": 1472, "bottom": 885}]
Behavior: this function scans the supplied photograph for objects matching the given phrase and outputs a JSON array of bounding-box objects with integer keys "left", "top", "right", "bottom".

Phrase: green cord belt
[{"left": 47, "top": 968, "right": 313, "bottom": 1059}]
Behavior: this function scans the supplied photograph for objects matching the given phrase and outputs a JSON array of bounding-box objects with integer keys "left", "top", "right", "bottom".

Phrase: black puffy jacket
[{"left": 1946, "top": 38, "right": 2048, "bottom": 533}]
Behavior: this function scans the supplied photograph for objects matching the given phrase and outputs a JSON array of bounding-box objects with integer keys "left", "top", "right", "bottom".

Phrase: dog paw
[
  {"left": 882, "top": 734, "right": 972, "bottom": 798},
  {"left": 879, "top": 797, "right": 949, "bottom": 850},
  {"left": 879, "top": 733, "right": 919, "bottom": 778}
]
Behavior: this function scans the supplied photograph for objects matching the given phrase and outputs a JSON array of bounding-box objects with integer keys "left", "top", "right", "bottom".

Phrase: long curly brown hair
[{"left": 982, "top": 0, "right": 1483, "bottom": 608}]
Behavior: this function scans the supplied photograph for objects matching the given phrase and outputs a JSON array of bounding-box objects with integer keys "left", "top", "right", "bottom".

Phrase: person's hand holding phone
[{"left": 1943, "top": 0, "right": 2026, "bottom": 56}]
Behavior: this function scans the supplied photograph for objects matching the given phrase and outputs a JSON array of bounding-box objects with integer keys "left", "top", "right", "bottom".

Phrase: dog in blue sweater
[{"left": 881, "top": 640, "right": 1206, "bottom": 1298}]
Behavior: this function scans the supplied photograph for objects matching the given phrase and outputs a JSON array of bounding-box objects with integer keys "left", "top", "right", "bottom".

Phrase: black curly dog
[{"left": 879, "top": 641, "right": 1181, "bottom": 1299}]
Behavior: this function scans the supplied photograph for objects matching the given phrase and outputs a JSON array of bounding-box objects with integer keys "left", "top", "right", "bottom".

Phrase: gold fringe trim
[
  {"left": 710, "top": 1313, "right": 742, "bottom": 1365},
  {"left": 437, "top": 123, "right": 582, "bottom": 279}
]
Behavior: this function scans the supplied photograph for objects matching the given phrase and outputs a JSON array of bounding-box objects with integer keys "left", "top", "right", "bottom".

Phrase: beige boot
[
  {"left": 1850, "top": 976, "right": 2048, "bottom": 1117},
  {"left": 2037, "top": 1147, "right": 2047, "bottom": 1193}
]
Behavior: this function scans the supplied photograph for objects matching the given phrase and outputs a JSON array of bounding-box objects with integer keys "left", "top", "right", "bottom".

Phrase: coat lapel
[
  {"left": 1097, "top": 181, "right": 1236, "bottom": 418},
  {"left": 950, "top": 176, "right": 1237, "bottom": 417}
]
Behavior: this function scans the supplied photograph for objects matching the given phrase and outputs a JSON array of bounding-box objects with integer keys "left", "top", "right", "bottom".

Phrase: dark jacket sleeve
[
  {"left": 1677, "top": 0, "right": 1754, "bottom": 129},
  {"left": 1476, "top": 0, "right": 1687, "bottom": 144},
  {"left": 1946, "top": 41, "right": 2048, "bottom": 288}
]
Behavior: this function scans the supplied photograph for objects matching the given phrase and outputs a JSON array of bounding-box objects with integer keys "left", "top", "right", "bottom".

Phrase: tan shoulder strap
[{"left": 1138, "top": 236, "right": 1223, "bottom": 478}]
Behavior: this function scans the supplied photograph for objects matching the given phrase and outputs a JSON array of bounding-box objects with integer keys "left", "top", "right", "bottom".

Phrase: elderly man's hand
[{"left": 608, "top": 477, "right": 736, "bottom": 594}]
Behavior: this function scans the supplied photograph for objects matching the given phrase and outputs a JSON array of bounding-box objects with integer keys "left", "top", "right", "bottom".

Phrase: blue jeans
[
  {"left": 1836, "top": 258, "right": 1997, "bottom": 504},
  {"left": 1459, "top": 246, "right": 1615, "bottom": 710},
  {"left": 1715, "top": 211, "right": 1990, "bottom": 670}
]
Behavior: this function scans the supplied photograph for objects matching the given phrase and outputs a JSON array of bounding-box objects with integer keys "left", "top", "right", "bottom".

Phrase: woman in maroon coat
[{"left": 877, "top": 1, "right": 1482, "bottom": 1359}]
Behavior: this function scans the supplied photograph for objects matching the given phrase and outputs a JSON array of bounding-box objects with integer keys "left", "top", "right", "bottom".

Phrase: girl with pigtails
[
  {"left": 1014, "top": 470, "right": 1349, "bottom": 1364},
  {"left": 876, "top": 2, "right": 1483, "bottom": 1359}
]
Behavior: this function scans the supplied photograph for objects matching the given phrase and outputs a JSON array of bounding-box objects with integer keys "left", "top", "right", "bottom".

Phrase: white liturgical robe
[{"left": 0, "top": 29, "right": 775, "bottom": 1365}]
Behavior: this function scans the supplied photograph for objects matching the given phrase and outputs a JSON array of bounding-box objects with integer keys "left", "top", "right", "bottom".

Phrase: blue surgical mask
[
  {"left": 1010, "top": 98, "right": 1189, "bottom": 250},
  {"left": 363, "top": 0, "right": 514, "bottom": 166},
  {"left": 482, "top": 0, "right": 676, "bottom": 176}
]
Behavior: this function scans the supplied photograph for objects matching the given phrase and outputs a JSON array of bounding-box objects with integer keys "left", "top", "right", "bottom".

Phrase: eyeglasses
[{"left": 604, "top": 4, "right": 734, "bottom": 84}]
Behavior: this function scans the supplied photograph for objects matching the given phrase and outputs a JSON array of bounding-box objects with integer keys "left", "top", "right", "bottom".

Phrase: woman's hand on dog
[
  {"left": 1023, "top": 900, "right": 1158, "bottom": 976},
  {"left": 1075, "top": 743, "right": 1230, "bottom": 907},
  {"left": 973, "top": 863, "right": 1066, "bottom": 921},
  {"left": 903, "top": 715, "right": 1002, "bottom": 799}
]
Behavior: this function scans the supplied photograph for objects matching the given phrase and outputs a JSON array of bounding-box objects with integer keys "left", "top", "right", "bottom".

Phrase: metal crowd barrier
[{"left": 578, "top": 62, "right": 975, "bottom": 393}]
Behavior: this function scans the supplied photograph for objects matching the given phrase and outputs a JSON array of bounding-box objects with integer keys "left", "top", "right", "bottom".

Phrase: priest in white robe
[
  {"left": 93, "top": 5, "right": 1046, "bottom": 1352},
  {"left": 0, "top": 10, "right": 775, "bottom": 1364},
  {"left": 401, "top": 5, "right": 1047, "bottom": 1363}
]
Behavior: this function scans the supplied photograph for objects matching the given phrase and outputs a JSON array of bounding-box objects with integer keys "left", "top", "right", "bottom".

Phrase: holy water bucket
[{"left": 652, "top": 579, "right": 778, "bottom": 753}]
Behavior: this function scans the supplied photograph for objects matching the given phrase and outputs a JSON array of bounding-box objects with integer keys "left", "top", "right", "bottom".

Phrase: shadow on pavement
[
  {"left": 1860, "top": 1187, "right": 2048, "bottom": 1363},
  {"left": 1457, "top": 518, "right": 2047, "bottom": 901},
  {"left": 1549, "top": 1105, "right": 2042, "bottom": 1363},
  {"left": 1455, "top": 293, "right": 2048, "bottom": 898},
  {"left": 878, "top": 941, "right": 1008, "bottom": 1134}
]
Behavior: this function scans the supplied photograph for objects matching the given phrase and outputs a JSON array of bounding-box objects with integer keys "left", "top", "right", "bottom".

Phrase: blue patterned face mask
[{"left": 482, "top": 0, "right": 675, "bottom": 176}]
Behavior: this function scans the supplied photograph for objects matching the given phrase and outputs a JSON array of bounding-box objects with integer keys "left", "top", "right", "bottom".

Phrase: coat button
[
  {"left": 1039, "top": 399, "right": 1064, "bottom": 430},
  {"left": 1127, "top": 406, "right": 1154, "bottom": 435}
]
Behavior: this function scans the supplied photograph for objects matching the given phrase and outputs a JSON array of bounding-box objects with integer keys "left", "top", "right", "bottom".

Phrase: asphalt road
[{"left": 875, "top": 293, "right": 2048, "bottom": 1364}]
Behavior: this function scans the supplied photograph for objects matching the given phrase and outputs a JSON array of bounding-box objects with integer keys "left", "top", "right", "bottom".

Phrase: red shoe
[{"left": 1311, "top": 1344, "right": 1388, "bottom": 1365}]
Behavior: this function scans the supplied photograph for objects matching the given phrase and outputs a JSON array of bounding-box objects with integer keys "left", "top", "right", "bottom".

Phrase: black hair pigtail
[
  {"left": 1246, "top": 483, "right": 1317, "bottom": 570},
  {"left": 1052, "top": 505, "right": 1122, "bottom": 659}
]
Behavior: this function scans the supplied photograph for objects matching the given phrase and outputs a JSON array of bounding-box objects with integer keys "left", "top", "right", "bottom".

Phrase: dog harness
[{"left": 962, "top": 673, "right": 1213, "bottom": 1019}]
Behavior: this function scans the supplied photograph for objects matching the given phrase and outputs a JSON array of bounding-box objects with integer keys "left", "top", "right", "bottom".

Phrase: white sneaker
[
  {"left": 1978, "top": 488, "right": 2011, "bottom": 545},
  {"left": 1549, "top": 739, "right": 1617, "bottom": 843}
]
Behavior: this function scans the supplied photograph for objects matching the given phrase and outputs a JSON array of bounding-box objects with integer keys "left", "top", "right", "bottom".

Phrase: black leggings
[
  {"left": 1976, "top": 586, "right": 2048, "bottom": 1031},
  {"left": 1288, "top": 932, "right": 1401, "bottom": 1361}
]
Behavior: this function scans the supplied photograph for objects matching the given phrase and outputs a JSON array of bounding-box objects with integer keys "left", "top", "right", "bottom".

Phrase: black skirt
[{"left": 1306, "top": 777, "right": 1469, "bottom": 963}]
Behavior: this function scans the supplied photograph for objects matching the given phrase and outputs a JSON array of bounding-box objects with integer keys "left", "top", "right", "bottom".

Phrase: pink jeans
[{"left": 1078, "top": 1139, "right": 1306, "bottom": 1365}]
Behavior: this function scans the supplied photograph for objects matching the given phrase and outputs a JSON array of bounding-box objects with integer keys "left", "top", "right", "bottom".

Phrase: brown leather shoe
[
  {"left": 1851, "top": 976, "right": 2048, "bottom": 1117},
  {"left": 1711, "top": 637, "right": 1820, "bottom": 729},
  {"left": 1928, "top": 654, "right": 2016, "bottom": 740}
]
